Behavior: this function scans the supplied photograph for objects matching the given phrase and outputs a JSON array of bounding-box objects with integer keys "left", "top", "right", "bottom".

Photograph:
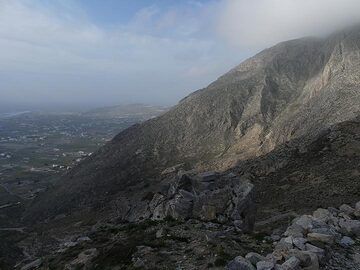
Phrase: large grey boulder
[{"left": 148, "top": 172, "right": 256, "bottom": 232}]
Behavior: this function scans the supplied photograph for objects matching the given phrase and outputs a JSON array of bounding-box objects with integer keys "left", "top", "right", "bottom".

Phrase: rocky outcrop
[
  {"left": 115, "top": 171, "right": 256, "bottom": 233},
  {"left": 227, "top": 201, "right": 360, "bottom": 269}
]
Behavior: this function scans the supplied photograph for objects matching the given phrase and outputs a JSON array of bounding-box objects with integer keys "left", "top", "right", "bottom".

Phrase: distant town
[{"left": 0, "top": 105, "right": 167, "bottom": 204}]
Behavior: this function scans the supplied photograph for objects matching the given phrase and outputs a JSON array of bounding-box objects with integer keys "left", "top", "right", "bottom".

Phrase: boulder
[
  {"left": 227, "top": 256, "right": 256, "bottom": 270},
  {"left": 149, "top": 172, "right": 256, "bottom": 232},
  {"left": 338, "top": 219, "right": 360, "bottom": 236},
  {"left": 301, "top": 252, "right": 319, "bottom": 270},
  {"left": 313, "top": 209, "right": 332, "bottom": 223},
  {"left": 274, "top": 237, "right": 293, "bottom": 252},
  {"left": 286, "top": 249, "right": 312, "bottom": 267},
  {"left": 256, "top": 260, "right": 275, "bottom": 270},
  {"left": 307, "top": 233, "right": 334, "bottom": 244},
  {"left": 354, "top": 209, "right": 360, "bottom": 219},
  {"left": 355, "top": 201, "right": 360, "bottom": 211},
  {"left": 339, "top": 236, "right": 355, "bottom": 247},
  {"left": 294, "top": 215, "right": 314, "bottom": 231},
  {"left": 339, "top": 204, "right": 355, "bottom": 216},
  {"left": 281, "top": 256, "right": 300, "bottom": 270},
  {"left": 293, "top": 237, "right": 307, "bottom": 250},
  {"left": 284, "top": 224, "right": 304, "bottom": 238},
  {"left": 245, "top": 252, "right": 266, "bottom": 266},
  {"left": 305, "top": 244, "right": 325, "bottom": 260}
]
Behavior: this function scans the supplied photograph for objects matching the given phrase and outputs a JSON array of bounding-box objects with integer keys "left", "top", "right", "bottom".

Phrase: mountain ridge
[{"left": 28, "top": 26, "right": 360, "bottom": 222}]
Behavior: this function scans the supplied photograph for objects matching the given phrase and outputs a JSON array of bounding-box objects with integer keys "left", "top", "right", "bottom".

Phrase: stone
[
  {"left": 245, "top": 252, "right": 266, "bottom": 266},
  {"left": 77, "top": 236, "right": 91, "bottom": 242},
  {"left": 294, "top": 215, "right": 314, "bottom": 231},
  {"left": 281, "top": 256, "right": 300, "bottom": 270},
  {"left": 293, "top": 237, "right": 307, "bottom": 250},
  {"left": 339, "top": 236, "right": 355, "bottom": 247},
  {"left": 275, "top": 237, "right": 293, "bottom": 252},
  {"left": 284, "top": 224, "right": 304, "bottom": 238},
  {"left": 313, "top": 208, "right": 332, "bottom": 223},
  {"left": 227, "top": 256, "right": 256, "bottom": 270},
  {"left": 265, "top": 254, "right": 278, "bottom": 264},
  {"left": 305, "top": 244, "right": 325, "bottom": 259},
  {"left": 302, "top": 252, "right": 319, "bottom": 270},
  {"left": 355, "top": 201, "right": 360, "bottom": 211},
  {"left": 21, "top": 259, "right": 43, "bottom": 270},
  {"left": 307, "top": 233, "right": 334, "bottom": 244},
  {"left": 156, "top": 228, "right": 165, "bottom": 238},
  {"left": 354, "top": 210, "right": 360, "bottom": 218},
  {"left": 308, "top": 226, "right": 338, "bottom": 237},
  {"left": 339, "top": 204, "right": 355, "bottom": 216},
  {"left": 338, "top": 219, "right": 360, "bottom": 236},
  {"left": 338, "top": 212, "right": 352, "bottom": 220},
  {"left": 256, "top": 260, "right": 275, "bottom": 270},
  {"left": 286, "top": 249, "right": 312, "bottom": 267},
  {"left": 284, "top": 236, "right": 294, "bottom": 245}
]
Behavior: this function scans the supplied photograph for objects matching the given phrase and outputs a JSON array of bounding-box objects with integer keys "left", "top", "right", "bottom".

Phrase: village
[{"left": 0, "top": 111, "right": 139, "bottom": 203}]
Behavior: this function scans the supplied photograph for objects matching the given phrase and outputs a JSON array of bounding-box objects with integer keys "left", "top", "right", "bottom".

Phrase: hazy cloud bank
[{"left": 0, "top": 0, "right": 359, "bottom": 109}]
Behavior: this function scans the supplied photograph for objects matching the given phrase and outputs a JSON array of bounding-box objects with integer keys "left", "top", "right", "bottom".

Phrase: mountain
[
  {"left": 28, "top": 26, "right": 360, "bottom": 223},
  {"left": 82, "top": 104, "right": 168, "bottom": 120},
  {"left": 236, "top": 115, "right": 360, "bottom": 222}
]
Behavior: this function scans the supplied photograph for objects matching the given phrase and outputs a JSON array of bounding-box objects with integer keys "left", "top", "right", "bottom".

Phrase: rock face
[
  {"left": 237, "top": 115, "right": 360, "bottom": 220},
  {"left": 29, "top": 26, "right": 360, "bottom": 222},
  {"left": 112, "top": 172, "right": 256, "bottom": 232}
]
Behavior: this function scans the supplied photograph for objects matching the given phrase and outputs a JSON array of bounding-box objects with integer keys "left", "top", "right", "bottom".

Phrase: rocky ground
[
  {"left": 228, "top": 201, "right": 360, "bottom": 269},
  {"left": 13, "top": 201, "right": 360, "bottom": 269}
]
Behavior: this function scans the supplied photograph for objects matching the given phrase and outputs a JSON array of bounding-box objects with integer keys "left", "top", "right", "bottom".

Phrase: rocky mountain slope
[
  {"left": 234, "top": 115, "right": 360, "bottom": 219},
  {"left": 28, "top": 26, "right": 360, "bottom": 222}
]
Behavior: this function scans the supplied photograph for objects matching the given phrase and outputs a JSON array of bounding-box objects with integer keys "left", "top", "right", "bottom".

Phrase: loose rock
[{"left": 227, "top": 256, "right": 256, "bottom": 270}]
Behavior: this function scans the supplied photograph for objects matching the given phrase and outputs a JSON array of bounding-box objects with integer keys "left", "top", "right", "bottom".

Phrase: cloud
[
  {"left": 216, "top": 0, "right": 360, "bottom": 49},
  {"left": 1, "top": 0, "right": 360, "bottom": 109},
  {"left": 0, "top": 0, "right": 240, "bottom": 107}
]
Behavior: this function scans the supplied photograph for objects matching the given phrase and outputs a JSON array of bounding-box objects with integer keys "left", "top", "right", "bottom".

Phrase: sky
[{"left": 1, "top": 0, "right": 360, "bottom": 111}]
